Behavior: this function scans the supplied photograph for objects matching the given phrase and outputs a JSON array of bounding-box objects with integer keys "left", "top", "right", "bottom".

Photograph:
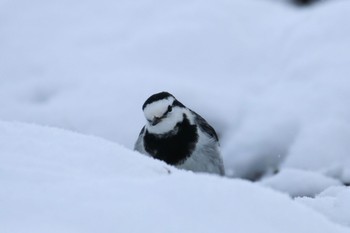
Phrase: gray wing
[
  {"left": 191, "top": 110, "right": 219, "bottom": 142},
  {"left": 134, "top": 126, "right": 147, "bottom": 154},
  {"left": 186, "top": 110, "right": 224, "bottom": 175}
]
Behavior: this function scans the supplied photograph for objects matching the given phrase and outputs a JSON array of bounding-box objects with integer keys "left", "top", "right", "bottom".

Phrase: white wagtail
[{"left": 135, "top": 92, "right": 225, "bottom": 175}]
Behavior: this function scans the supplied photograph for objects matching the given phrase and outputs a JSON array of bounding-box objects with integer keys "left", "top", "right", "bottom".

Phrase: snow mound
[
  {"left": 1, "top": 121, "right": 349, "bottom": 233},
  {"left": 297, "top": 186, "right": 350, "bottom": 227},
  {"left": 0, "top": 121, "right": 172, "bottom": 180},
  {"left": 261, "top": 168, "right": 342, "bottom": 197}
]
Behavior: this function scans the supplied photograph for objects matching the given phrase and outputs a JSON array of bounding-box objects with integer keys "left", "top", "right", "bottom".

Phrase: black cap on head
[{"left": 142, "top": 92, "right": 174, "bottom": 110}]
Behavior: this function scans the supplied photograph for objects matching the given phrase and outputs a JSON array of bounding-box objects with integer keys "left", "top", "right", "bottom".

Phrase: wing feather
[{"left": 191, "top": 110, "right": 219, "bottom": 142}]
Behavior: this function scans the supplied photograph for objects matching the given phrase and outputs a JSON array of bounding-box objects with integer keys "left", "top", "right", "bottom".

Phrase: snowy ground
[
  {"left": 1, "top": 121, "right": 349, "bottom": 233},
  {"left": 1, "top": 0, "right": 350, "bottom": 232}
]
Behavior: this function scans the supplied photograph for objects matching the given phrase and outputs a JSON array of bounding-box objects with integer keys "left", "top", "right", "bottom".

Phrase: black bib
[{"left": 143, "top": 115, "right": 198, "bottom": 165}]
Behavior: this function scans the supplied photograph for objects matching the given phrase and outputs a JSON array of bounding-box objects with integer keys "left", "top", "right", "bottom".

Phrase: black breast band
[{"left": 143, "top": 114, "right": 198, "bottom": 165}]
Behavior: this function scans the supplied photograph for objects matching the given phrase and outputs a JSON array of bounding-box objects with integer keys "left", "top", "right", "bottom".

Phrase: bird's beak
[{"left": 151, "top": 117, "right": 161, "bottom": 126}]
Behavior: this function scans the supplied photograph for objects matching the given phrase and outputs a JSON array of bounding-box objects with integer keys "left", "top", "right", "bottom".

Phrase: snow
[
  {"left": 1, "top": 0, "right": 350, "bottom": 231},
  {"left": 261, "top": 168, "right": 342, "bottom": 197},
  {"left": 1, "top": 121, "right": 349, "bottom": 233},
  {"left": 297, "top": 186, "right": 350, "bottom": 227}
]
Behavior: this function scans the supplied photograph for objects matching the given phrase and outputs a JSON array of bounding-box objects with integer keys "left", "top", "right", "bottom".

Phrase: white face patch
[
  {"left": 143, "top": 97, "right": 175, "bottom": 122},
  {"left": 145, "top": 105, "right": 195, "bottom": 134},
  {"left": 143, "top": 96, "right": 196, "bottom": 134}
]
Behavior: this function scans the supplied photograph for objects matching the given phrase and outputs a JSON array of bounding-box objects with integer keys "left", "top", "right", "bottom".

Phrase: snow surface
[
  {"left": 1, "top": 121, "right": 349, "bottom": 233},
  {"left": 261, "top": 168, "right": 342, "bottom": 197},
  {"left": 1, "top": 0, "right": 350, "bottom": 231},
  {"left": 297, "top": 186, "right": 350, "bottom": 227}
]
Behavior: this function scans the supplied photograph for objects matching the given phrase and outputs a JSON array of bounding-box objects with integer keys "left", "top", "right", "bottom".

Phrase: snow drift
[
  {"left": 1, "top": 0, "right": 350, "bottom": 231},
  {"left": 0, "top": 121, "right": 349, "bottom": 233}
]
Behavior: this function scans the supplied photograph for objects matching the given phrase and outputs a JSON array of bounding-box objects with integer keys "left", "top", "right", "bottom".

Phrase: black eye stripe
[
  {"left": 148, "top": 106, "right": 173, "bottom": 123},
  {"left": 161, "top": 106, "right": 172, "bottom": 118},
  {"left": 166, "top": 106, "right": 172, "bottom": 114}
]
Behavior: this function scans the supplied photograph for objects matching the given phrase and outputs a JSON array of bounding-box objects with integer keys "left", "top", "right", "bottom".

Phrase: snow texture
[
  {"left": 297, "top": 186, "right": 350, "bottom": 227},
  {"left": 1, "top": 0, "right": 350, "bottom": 231},
  {"left": 0, "top": 121, "right": 349, "bottom": 233},
  {"left": 261, "top": 168, "right": 342, "bottom": 197}
]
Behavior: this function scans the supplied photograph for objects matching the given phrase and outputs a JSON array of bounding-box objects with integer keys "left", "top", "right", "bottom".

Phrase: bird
[{"left": 134, "top": 91, "right": 225, "bottom": 176}]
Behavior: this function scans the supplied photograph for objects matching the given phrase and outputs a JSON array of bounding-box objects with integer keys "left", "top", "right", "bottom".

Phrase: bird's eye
[{"left": 159, "top": 106, "right": 172, "bottom": 120}]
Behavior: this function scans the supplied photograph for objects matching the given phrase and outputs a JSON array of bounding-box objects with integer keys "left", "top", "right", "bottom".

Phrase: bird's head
[{"left": 142, "top": 92, "right": 190, "bottom": 134}]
